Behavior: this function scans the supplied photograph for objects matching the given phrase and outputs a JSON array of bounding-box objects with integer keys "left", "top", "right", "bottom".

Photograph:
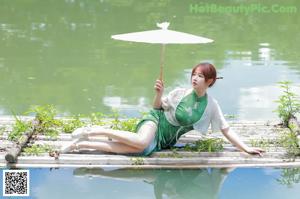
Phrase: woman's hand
[
  {"left": 245, "top": 147, "right": 265, "bottom": 157},
  {"left": 154, "top": 79, "right": 164, "bottom": 96},
  {"left": 221, "top": 128, "right": 265, "bottom": 157},
  {"left": 153, "top": 79, "right": 164, "bottom": 109}
]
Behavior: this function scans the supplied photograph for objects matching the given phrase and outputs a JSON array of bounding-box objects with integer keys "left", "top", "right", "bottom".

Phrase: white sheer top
[{"left": 161, "top": 87, "right": 229, "bottom": 134}]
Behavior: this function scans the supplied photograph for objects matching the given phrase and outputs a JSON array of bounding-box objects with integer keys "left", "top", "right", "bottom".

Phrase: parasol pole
[{"left": 159, "top": 44, "right": 166, "bottom": 81}]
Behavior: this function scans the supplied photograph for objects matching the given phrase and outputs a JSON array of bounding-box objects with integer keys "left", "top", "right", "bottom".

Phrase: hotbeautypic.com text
[{"left": 189, "top": 3, "right": 297, "bottom": 15}]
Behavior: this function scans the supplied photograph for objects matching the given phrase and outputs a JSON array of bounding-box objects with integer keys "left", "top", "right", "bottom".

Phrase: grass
[
  {"left": 184, "top": 138, "right": 224, "bottom": 152},
  {"left": 23, "top": 144, "right": 54, "bottom": 155}
]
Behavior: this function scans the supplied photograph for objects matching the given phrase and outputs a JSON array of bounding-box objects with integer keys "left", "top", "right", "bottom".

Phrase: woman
[{"left": 60, "top": 63, "right": 263, "bottom": 156}]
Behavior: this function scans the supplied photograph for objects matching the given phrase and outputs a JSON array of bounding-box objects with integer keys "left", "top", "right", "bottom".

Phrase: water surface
[
  {"left": 0, "top": 0, "right": 299, "bottom": 120},
  {"left": 1, "top": 167, "right": 300, "bottom": 199}
]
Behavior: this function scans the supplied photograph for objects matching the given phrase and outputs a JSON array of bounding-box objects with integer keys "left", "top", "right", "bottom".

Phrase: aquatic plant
[
  {"left": 250, "top": 138, "right": 282, "bottom": 149},
  {"left": 280, "top": 131, "right": 300, "bottom": 156},
  {"left": 23, "top": 144, "right": 54, "bottom": 155},
  {"left": 0, "top": 126, "right": 6, "bottom": 137},
  {"left": 106, "top": 110, "right": 140, "bottom": 132},
  {"left": 131, "top": 157, "right": 145, "bottom": 165},
  {"left": 62, "top": 114, "right": 86, "bottom": 133},
  {"left": 184, "top": 138, "right": 224, "bottom": 152},
  {"left": 27, "top": 105, "right": 62, "bottom": 138},
  {"left": 89, "top": 112, "right": 107, "bottom": 126},
  {"left": 274, "top": 81, "right": 300, "bottom": 126},
  {"left": 8, "top": 114, "right": 32, "bottom": 142},
  {"left": 159, "top": 148, "right": 183, "bottom": 158},
  {"left": 277, "top": 168, "right": 300, "bottom": 188},
  {"left": 224, "top": 114, "right": 236, "bottom": 119}
]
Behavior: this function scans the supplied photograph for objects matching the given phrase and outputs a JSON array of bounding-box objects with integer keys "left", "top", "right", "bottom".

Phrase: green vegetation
[
  {"left": 27, "top": 105, "right": 62, "bottom": 139},
  {"left": 62, "top": 115, "right": 86, "bottom": 133},
  {"left": 280, "top": 131, "right": 300, "bottom": 156},
  {"left": 277, "top": 168, "right": 300, "bottom": 187},
  {"left": 8, "top": 114, "right": 32, "bottom": 142},
  {"left": 23, "top": 144, "right": 54, "bottom": 155},
  {"left": 6, "top": 105, "right": 143, "bottom": 158},
  {"left": 159, "top": 148, "right": 183, "bottom": 158},
  {"left": 184, "top": 138, "right": 224, "bottom": 152},
  {"left": 274, "top": 81, "right": 300, "bottom": 126},
  {"left": 0, "top": 126, "right": 6, "bottom": 137},
  {"left": 131, "top": 157, "right": 145, "bottom": 165},
  {"left": 224, "top": 114, "right": 236, "bottom": 119},
  {"left": 273, "top": 81, "right": 300, "bottom": 156},
  {"left": 250, "top": 138, "right": 281, "bottom": 150},
  {"left": 109, "top": 110, "right": 139, "bottom": 132},
  {"left": 89, "top": 112, "right": 107, "bottom": 126},
  {"left": 250, "top": 130, "right": 300, "bottom": 156}
]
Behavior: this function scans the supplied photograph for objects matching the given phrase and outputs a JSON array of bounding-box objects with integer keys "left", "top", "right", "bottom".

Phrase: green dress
[{"left": 135, "top": 90, "right": 208, "bottom": 155}]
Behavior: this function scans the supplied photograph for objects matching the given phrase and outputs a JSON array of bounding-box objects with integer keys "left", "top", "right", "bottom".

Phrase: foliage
[
  {"left": 274, "top": 81, "right": 300, "bottom": 126},
  {"left": 184, "top": 138, "right": 224, "bottom": 152},
  {"left": 27, "top": 105, "right": 62, "bottom": 138},
  {"left": 131, "top": 157, "right": 145, "bottom": 165},
  {"left": 8, "top": 114, "right": 32, "bottom": 142},
  {"left": 250, "top": 138, "right": 282, "bottom": 149},
  {"left": 109, "top": 109, "right": 122, "bottom": 130},
  {"left": 89, "top": 112, "right": 107, "bottom": 126},
  {"left": 159, "top": 148, "right": 183, "bottom": 158},
  {"left": 23, "top": 144, "right": 54, "bottom": 155},
  {"left": 117, "top": 118, "right": 139, "bottom": 132},
  {"left": 107, "top": 110, "right": 139, "bottom": 132},
  {"left": 280, "top": 131, "right": 300, "bottom": 156},
  {"left": 224, "top": 114, "right": 236, "bottom": 119},
  {"left": 277, "top": 168, "right": 300, "bottom": 188},
  {"left": 62, "top": 114, "right": 86, "bottom": 133},
  {"left": 0, "top": 126, "right": 6, "bottom": 137}
]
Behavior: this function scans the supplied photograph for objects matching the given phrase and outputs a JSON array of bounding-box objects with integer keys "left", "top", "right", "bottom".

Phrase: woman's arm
[
  {"left": 221, "top": 127, "right": 264, "bottom": 156},
  {"left": 153, "top": 79, "right": 164, "bottom": 109}
]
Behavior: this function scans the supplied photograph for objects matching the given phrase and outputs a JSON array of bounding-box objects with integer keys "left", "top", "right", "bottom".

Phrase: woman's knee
[{"left": 135, "top": 121, "right": 157, "bottom": 150}]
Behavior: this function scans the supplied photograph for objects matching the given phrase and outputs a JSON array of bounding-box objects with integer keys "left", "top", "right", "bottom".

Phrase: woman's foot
[
  {"left": 73, "top": 126, "right": 106, "bottom": 138},
  {"left": 60, "top": 138, "right": 82, "bottom": 154},
  {"left": 71, "top": 127, "right": 89, "bottom": 139}
]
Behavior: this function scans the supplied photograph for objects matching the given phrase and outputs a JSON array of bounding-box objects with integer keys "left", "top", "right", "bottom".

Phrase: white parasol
[{"left": 111, "top": 22, "right": 213, "bottom": 80}]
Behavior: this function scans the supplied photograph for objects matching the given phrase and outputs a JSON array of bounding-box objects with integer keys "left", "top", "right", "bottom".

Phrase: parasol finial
[{"left": 156, "top": 22, "right": 170, "bottom": 30}]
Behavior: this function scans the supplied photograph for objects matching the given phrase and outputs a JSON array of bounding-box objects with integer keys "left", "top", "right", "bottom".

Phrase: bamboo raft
[{"left": 1, "top": 116, "right": 300, "bottom": 169}]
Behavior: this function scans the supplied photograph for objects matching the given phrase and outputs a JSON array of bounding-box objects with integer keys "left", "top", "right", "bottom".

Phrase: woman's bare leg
[
  {"left": 86, "top": 121, "right": 157, "bottom": 151},
  {"left": 77, "top": 140, "right": 143, "bottom": 154}
]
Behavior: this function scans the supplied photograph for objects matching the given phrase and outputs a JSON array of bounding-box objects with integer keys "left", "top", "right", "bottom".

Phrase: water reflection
[
  {"left": 208, "top": 60, "right": 300, "bottom": 120},
  {"left": 0, "top": 0, "right": 299, "bottom": 118},
  {"left": 73, "top": 167, "right": 234, "bottom": 199},
  {"left": 277, "top": 167, "right": 300, "bottom": 188}
]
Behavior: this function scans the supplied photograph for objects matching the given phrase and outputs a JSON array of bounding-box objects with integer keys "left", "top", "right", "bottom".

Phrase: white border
[{"left": 2, "top": 169, "right": 30, "bottom": 197}]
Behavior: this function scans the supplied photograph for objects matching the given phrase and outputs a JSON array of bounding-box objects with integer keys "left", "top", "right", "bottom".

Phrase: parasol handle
[{"left": 159, "top": 44, "right": 166, "bottom": 81}]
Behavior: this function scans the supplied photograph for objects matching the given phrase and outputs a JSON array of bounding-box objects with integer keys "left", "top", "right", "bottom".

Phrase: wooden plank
[
  {"left": 9, "top": 154, "right": 300, "bottom": 167},
  {"left": 6, "top": 162, "right": 300, "bottom": 169}
]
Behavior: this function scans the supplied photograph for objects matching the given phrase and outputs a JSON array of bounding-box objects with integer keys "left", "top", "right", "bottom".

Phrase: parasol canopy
[{"left": 111, "top": 22, "right": 214, "bottom": 80}]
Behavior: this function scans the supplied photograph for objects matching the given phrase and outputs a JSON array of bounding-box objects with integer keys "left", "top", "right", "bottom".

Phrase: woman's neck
[{"left": 193, "top": 88, "right": 206, "bottom": 97}]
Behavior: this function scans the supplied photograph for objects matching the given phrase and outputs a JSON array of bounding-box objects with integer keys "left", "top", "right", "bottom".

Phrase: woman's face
[{"left": 191, "top": 67, "right": 206, "bottom": 89}]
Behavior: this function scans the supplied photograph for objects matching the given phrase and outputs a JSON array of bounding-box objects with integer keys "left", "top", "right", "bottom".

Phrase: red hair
[{"left": 191, "top": 63, "right": 217, "bottom": 87}]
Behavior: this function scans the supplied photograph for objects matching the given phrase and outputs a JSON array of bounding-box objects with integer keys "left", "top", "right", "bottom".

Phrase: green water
[{"left": 0, "top": 0, "right": 299, "bottom": 120}]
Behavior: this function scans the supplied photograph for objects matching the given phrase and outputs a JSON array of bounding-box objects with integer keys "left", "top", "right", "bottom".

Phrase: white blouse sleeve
[
  {"left": 161, "top": 88, "right": 182, "bottom": 111},
  {"left": 211, "top": 99, "right": 229, "bottom": 132}
]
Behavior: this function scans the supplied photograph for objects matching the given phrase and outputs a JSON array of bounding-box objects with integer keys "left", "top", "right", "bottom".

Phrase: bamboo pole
[
  {"left": 159, "top": 44, "right": 166, "bottom": 81},
  {"left": 5, "top": 120, "right": 37, "bottom": 163}
]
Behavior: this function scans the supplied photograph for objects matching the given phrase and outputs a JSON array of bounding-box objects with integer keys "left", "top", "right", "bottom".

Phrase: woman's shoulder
[
  {"left": 206, "top": 94, "right": 220, "bottom": 110},
  {"left": 170, "top": 87, "right": 189, "bottom": 92},
  {"left": 206, "top": 93, "right": 217, "bottom": 102},
  {"left": 168, "top": 87, "right": 189, "bottom": 96}
]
